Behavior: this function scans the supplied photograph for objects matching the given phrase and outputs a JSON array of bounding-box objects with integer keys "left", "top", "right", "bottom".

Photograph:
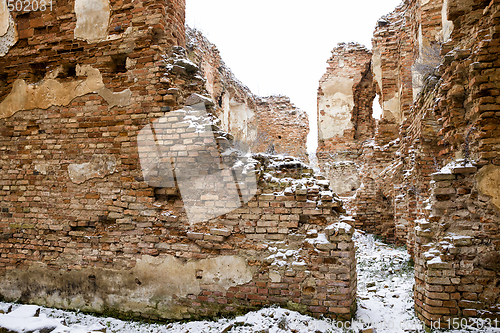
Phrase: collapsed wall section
[
  {"left": 350, "top": 0, "right": 448, "bottom": 246},
  {"left": 316, "top": 43, "right": 376, "bottom": 196},
  {"left": 186, "top": 27, "right": 309, "bottom": 161}
]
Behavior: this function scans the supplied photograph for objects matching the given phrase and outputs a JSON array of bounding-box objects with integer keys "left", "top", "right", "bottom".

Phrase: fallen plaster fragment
[
  {"left": 0, "top": 65, "right": 104, "bottom": 119},
  {"left": 68, "top": 154, "right": 117, "bottom": 184},
  {"left": 74, "top": 0, "right": 111, "bottom": 43},
  {"left": 97, "top": 87, "right": 132, "bottom": 108}
]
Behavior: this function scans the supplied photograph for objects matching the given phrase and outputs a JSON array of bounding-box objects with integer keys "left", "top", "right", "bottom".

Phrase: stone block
[
  {"left": 452, "top": 166, "right": 477, "bottom": 174},
  {"left": 210, "top": 228, "right": 231, "bottom": 237},
  {"left": 203, "top": 234, "right": 224, "bottom": 242},
  {"left": 187, "top": 232, "right": 204, "bottom": 240},
  {"left": 432, "top": 173, "right": 456, "bottom": 181}
]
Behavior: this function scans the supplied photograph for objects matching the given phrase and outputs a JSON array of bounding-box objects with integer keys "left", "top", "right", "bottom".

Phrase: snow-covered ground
[
  {"left": 353, "top": 230, "right": 422, "bottom": 332},
  {"left": 1, "top": 230, "right": 499, "bottom": 333}
]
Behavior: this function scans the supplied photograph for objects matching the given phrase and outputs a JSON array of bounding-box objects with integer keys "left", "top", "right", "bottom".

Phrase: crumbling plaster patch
[
  {"left": 412, "top": 25, "right": 426, "bottom": 101},
  {"left": 0, "top": 65, "right": 105, "bottom": 119},
  {"left": 201, "top": 61, "right": 215, "bottom": 97},
  {"left": 34, "top": 163, "right": 48, "bottom": 175},
  {"left": 412, "top": 69, "right": 423, "bottom": 101},
  {"left": 97, "top": 87, "right": 132, "bottom": 108},
  {"left": 135, "top": 255, "right": 254, "bottom": 298},
  {"left": 318, "top": 77, "right": 354, "bottom": 140},
  {"left": 228, "top": 97, "right": 257, "bottom": 142},
  {"left": 74, "top": 0, "right": 111, "bottom": 43},
  {"left": 325, "top": 162, "right": 360, "bottom": 195},
  {"left": 0, "top": 255, "right": 254, "bottom": 319},
  {"left": 0, "top": 65, "right": 131, "bottom": 118},
  {"left": 221, "top": 93, "right": 231, "bottom": 132},
  {"left": 0, "top": 11, "right": 17, "bottom": 57},
  {"left": 68, "top": 154, "right": 117, "bottom": 184},
  {"left": 477, "top": 165, "right": 500, "bottom": 210},
  {"left": 218, "top": 94, "right": 256, "bottom": 142},
  {"left": 383, "top": 91, "right": 402, "bottom": 123}
]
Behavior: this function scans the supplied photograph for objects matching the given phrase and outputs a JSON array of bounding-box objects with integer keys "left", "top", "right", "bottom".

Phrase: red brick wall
[
  {"left": 186, "top": 28, "right": 309, "bottom": 161},
  {"left": 316, "top": 43, "right": 376, "bottom": 197},
  {"left": 0, "top": 2, "right": 354, "bottom": 321},
  {"left": 412, "top": 0, "right": 500, "bottom": 325},
  {"left": 316, "top": 0, "right": 500, "bottom": 325}
]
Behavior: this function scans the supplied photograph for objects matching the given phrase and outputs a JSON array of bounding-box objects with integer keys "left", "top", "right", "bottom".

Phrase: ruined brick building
[
  {"left": 0, "top": 0, "right": 499, "bottom": 328},
  {"left": 0, "top": 0, "right": 353, "bottom": 322},
  {"left": 318, "top": 0, "right": 500, "bottom": 326}
]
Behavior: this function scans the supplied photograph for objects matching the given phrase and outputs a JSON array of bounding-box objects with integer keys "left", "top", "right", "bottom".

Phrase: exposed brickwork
[
  {"left": 255, "top": 96, "right": 309, "bottom": 160},
  {"left": 0, "top": 0, "right": 186, "bottom": 101},
  {"left": 414, "top": 165, "right": 500, "bottom": 326},
  {"left": 316, "top": 43, "right": 376, "bottom": 196},
  {"left": 186, "top": 28, "right": 309, "bottom": 161},
  {"left": 316, "top": 0, "right": 500, "bottom": 326},
  {"left": 0, "top": 1, "right": 354, "bottom": 322},
  {"left": 411, "top": 0, "right": 500, "bottom": 325},
  {"left": 174, "top": 155, "right": 357, "bottom": 321},
  {"left": 354, "top": 134, "right": 400, "bottom": 243}
]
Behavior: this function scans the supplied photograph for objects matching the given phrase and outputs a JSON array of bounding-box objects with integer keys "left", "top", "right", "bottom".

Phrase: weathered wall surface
[
  {"left": 0, "top": 0, "right": 17, "bottom": 57},
  {"left": 255, "top": 96, "right": 309, "bottom": 160},
  {"left": 317, "top": 0, "right": 500, "bottom": 327},
  {"left": 410, "top": 0, "right": 500, "bottom": 325},
  {"left": 365, "top": 0, "right": 500, "bottom": 324},
  {"left": 316, "top": 43, "right": 377, "bottom": 196},
  {"left": 186, "top": 27, "right": 259, "bottom": 149},
  {"left": 0, "top": 1, "right": 354, "bottom": 321},
  {"left": 317, "top": 43, "right": 376, "bottom": 143},
  {"left": 351, "top": 1, "right": 415, "bottom": 245},
  {"left": 186, "top": 28, "right": 309, "bottom": 161}
]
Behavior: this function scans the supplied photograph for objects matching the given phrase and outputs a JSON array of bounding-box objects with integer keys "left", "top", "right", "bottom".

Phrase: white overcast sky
[{"left": 186, "top": 0, "right": 402, "bottom": 152}]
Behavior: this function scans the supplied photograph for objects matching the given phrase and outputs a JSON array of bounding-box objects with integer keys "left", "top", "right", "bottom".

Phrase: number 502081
[{"left": 6, "top": 0, "right": 53, "bottom": 11}]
